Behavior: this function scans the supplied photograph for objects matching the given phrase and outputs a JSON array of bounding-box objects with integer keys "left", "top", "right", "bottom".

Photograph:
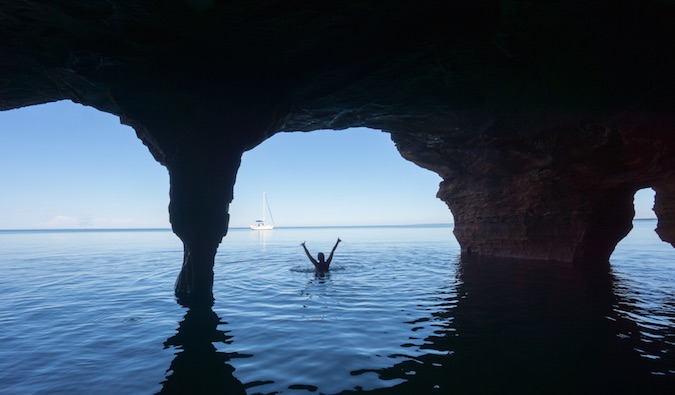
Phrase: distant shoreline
[
  {"left": 0, "top": 223, "right": 458, "bottom": 233},
  {"left": 0, "top": 219, "right": 660, "bottom": 233}
]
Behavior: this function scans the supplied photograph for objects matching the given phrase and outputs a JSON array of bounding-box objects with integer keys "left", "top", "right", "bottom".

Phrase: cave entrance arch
[
  {"left": 229, "top": 127, "right": 452, "bottom": 229},
  {"left": 611, "top": 187, "right": 670, "bottom": 263},
  {"left": 607, "top": 187, "right": 675, "bottom": 373},
  {"left": 0, "top": 100, "right": 170, "bottom": 230}
]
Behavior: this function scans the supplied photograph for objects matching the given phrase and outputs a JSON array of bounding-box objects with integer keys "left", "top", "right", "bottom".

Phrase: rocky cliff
[{"left": 1, "top": 1, "right": 673, "bottom": 304}]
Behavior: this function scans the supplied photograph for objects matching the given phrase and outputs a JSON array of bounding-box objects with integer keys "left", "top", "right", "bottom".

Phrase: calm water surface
[{"left": 0, "top": 222, "right": 673, "bottom": 394}]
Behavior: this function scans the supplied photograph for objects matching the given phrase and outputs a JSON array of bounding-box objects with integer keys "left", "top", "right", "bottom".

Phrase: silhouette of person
[{"left": 301, "top": 238, "right": 341, "bottom": 272}]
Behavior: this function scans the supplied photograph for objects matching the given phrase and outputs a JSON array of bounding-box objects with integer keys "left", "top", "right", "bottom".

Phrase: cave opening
[
  {"left": 0, "top": 103, "right": 452, "bottom": 232},
  {"left": 633, "top": 188, "right": 657, "bottom": 222},
  {"left": 0, "top": 100, "right": 170, "bottom": 230},
  {"left": 610, "top": 187, "right": 667, "bottom": 263},
  {"left": 606, "top": 188, "right": 675, "bottom": 374},
  {"left": 230, "top": 127, "right": 452, "bottom": 229}
]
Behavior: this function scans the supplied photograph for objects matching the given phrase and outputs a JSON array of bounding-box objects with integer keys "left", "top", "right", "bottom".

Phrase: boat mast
[
  {"left": 262, "top": 192, "right": 266, "bottom": 223},
  {"left": 265, "top": 192, "right": 275, "bottom": 226}
]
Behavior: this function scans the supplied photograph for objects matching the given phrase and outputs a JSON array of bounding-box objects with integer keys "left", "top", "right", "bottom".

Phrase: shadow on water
[
  {"left": 158, "top": 306, "right": 251, "bottom": 395},
  {"left": 341, "top": 255, "right": 674, "bottom": 395},
  {"left": 158, "top": 254, "right": 673, "bottom": 395}
]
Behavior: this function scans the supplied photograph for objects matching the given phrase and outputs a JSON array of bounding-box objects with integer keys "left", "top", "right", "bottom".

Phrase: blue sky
[{"left": 0, "top": 100, "right": 656, "bottom": 230}]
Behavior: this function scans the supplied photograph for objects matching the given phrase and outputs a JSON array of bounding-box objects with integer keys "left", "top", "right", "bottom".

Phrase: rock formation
[{"left": 1, "top": 1, "right": 673, "bottom": 303}]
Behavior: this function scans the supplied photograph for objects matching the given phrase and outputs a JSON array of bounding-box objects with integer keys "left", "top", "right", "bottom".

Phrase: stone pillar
[
  {"left": 654, "top": 184, "right": 675, "bottom": 247},
  {"left": 166, "top": 153, "right": 241, "bottom": 306},
  {"left": 440, "top": 175, "right": 636, "bottom": 264},
  {"left": 571, "top": 187, "right": 636, "bottom": 263},
  {"left": 121, "top": 95, "right": 281, "bottom": 306},
  {"left": 391, "top": 119, "right": 667, "bottom": 265}
]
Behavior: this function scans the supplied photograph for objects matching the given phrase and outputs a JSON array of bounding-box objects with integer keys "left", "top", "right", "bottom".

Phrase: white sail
[{"left": 250, "top": 192, "right": 274, "bottom": 230}]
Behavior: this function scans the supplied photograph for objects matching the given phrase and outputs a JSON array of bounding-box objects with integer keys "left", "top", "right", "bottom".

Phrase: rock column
[
  {"left": 167, "top": 153, "right": 241, "bottom": 306},
  {"left": 654, "top": 183, "right": 675, "bottom": 247},
  {"left": 392, "top": 116, "right": 675, "bottom": 265},
  {"left": 441, "top": 176, "right": 637, "bottom": 264},
  {"left": 123, "top": 106, "right": 275, "bottom": 306}
]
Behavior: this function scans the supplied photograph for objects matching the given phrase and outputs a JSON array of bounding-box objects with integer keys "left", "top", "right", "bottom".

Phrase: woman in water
[{"left": 301, "top": 238, "right": 341, "bottom": 272}]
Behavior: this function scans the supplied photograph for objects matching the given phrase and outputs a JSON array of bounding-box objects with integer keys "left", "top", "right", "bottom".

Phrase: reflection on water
[
  {"left": 161, "top": 255, "right": 674, "bottom": 394},
  {"left": 159, "top": 307, "right": 249, "bottom": 394},
  {"left": 2, "top": 226, "right": 672, "bottom": 394},
  {"left": 249, "top": 229, "right": 273, "bottom": 251},
  {"left": 345, "top": 255, "right": 674, "bottom": 394}
]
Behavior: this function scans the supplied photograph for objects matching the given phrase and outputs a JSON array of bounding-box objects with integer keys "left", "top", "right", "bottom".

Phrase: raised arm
[
  {"left": 325, "top": 237, "right": 341, "bottom": 265},
  {"left": 301, "top": 241, "right": 319, "bottom": 268}
]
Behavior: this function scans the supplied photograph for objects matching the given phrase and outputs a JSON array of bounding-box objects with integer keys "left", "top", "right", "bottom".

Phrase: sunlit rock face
[{"left": 1, "top": 1, "right": 674, "bottom": 298}]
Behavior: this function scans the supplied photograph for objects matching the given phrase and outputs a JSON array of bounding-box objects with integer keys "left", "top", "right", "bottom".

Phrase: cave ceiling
[{"left": 1, "top": 1, "right": 672, "bottom": 139}]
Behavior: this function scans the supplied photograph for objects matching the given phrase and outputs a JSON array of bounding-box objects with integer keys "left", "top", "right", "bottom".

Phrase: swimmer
[{"left": 301, "top": 238, "right": 341, "bottom": 272}]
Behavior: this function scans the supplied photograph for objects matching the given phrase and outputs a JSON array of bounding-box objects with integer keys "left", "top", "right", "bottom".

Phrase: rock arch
[
  {"left": 1, "top": 1, "right": 674, "bottom": 303},
  {"left": 393, "top": 116, "right": 675, "bottom": 264}
]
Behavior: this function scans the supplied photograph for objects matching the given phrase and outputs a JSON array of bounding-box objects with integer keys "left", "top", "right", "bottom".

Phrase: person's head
[{"left": 317, "top": 252, "right": 325, "bottom": 263}]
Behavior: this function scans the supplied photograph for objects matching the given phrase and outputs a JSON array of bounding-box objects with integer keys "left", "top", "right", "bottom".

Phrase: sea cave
[{"left": 1, "top": 0, "right": 674, "bottom": 304}]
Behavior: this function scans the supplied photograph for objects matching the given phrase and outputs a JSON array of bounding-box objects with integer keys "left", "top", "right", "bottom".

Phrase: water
[{"left": 0, "top": 222, "right": 673, "bottom": 394}]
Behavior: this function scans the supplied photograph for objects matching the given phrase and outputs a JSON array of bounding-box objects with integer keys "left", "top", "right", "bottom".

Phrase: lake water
[{"left": 0, "top": 221, "right": 673, "bottom": 394}]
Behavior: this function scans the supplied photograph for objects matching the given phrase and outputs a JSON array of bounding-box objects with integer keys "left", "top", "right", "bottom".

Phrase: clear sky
[{"left": 0, "top": 100, "right": 656, "bottom": 230}]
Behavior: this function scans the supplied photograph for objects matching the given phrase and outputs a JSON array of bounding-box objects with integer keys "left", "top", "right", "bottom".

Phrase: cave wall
[
  {"left": 1, "top": 1, "right": 674, "bottom": 301},
  {"left": 393, "top": 113, "right": 675, "bottom": 263}
]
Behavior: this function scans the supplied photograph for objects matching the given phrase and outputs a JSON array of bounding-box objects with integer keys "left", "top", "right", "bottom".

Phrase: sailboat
[{"left": 250, "top": 192, "right": 275, "bottom": 230}]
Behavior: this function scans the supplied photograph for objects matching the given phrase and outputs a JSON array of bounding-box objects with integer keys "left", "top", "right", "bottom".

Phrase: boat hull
[{"left": 250, "top": 224, "right": 274, "bottom": 230}]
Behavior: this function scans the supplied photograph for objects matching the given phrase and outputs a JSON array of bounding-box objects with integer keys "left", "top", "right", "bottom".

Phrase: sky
[{"left": 0, "top": 100, "right": 657, "bottom": 230}]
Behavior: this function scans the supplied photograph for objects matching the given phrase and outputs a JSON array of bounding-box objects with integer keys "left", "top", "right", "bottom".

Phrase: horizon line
[
  {"left": 0, "top": 223, "right": 455, "bottom": 232},
  {"left": 0, "top": 217, "right": 659, "bottom": 232}
]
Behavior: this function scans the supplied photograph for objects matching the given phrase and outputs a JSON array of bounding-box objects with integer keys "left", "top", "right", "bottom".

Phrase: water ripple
[{"left": 1, "top": 225, "right": 674, "bottom": 394}]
